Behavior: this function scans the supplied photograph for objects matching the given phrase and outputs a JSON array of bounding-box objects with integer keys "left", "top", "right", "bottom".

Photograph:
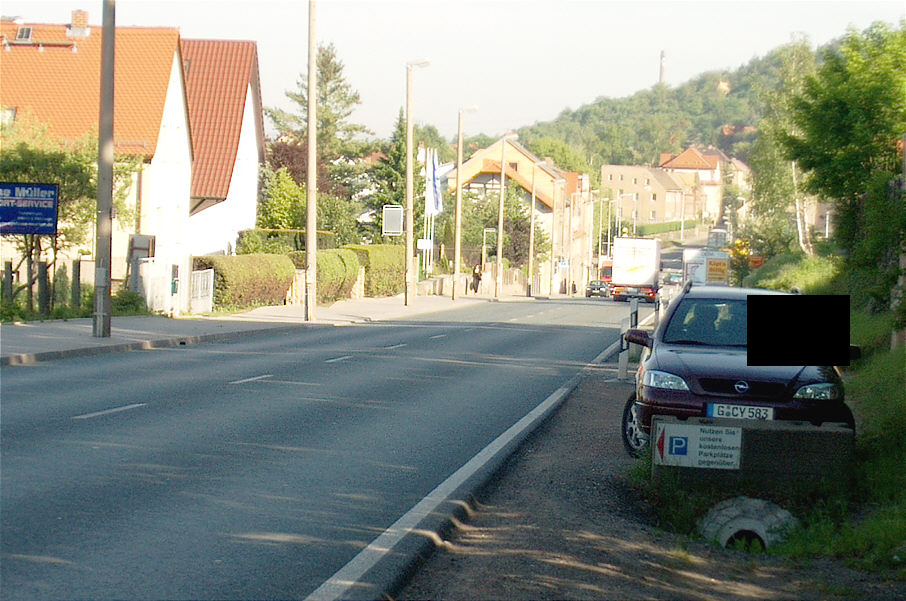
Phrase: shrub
[
  {"left": 112, "top": 288, "right": 148, "bottom": 315},
  {"left": 637, "top": 219, "right": 699, "bottom": 236},
  {"left": 193, "top": 254, "right": 295, "bottom": 309},
  {"left": 288, "top": 248, "right": 360, "bottom": 304},
  {"left": 742, "top": 253, "right": 842, "bottom": 294},
  {"left": 343, "top": 244, "right": 404, "bottom": 297},
  {"left": 236, "top": 228, "right": 336, "bottom": 255}
]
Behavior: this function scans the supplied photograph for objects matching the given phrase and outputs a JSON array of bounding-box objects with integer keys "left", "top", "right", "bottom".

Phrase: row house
[
  {"left": 0, "top": 11, "right": 264, "bottom": 314},
  {"left": 601, "top": 164, "right": 693, "bottom": 233},
  {"left": 446, "top": 136, "right": 594, "bottom": 295}
]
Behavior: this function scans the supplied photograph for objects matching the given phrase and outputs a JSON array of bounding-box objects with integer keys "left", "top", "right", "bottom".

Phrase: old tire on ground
[{"left": 621, "top": 392, "right": 649, "bottom": 458}]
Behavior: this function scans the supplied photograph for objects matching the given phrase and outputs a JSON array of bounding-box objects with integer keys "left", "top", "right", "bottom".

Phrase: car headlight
[
  {"left": 793, "top": 382, "right": 841, "bottom": 400},
  {"left": 643, "top": 370, "right": 690, "bottom": 391}
]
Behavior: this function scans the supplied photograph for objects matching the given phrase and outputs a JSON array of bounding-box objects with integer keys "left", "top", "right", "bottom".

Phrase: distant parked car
[
  {"left": 621, "top": 284, "right": 857, "bottom": 457},
  {"left": 585, "top": 280, "right": 609, "bottom": 298}
]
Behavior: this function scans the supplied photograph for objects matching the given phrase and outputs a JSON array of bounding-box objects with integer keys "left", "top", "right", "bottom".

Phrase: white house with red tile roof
[
  {"left": 182, "top": 39, "right": 264, "bottom": 256},
  {"left": 1, "top": 12, "right": 192, "bottom": 312},
  {"left": 1, "top": 12, "right": 265, "bottom": 313}
]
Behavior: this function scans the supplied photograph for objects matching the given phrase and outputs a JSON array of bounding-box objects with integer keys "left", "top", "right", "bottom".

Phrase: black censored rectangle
[{"left": 747, "top": 294, "right": 851, "bottom": 366}]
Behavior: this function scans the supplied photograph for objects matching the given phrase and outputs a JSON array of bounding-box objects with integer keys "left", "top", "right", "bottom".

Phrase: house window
[
  {"left": 645, "top": 178, "right": 651, "bottom": 185},
  {"left": 632, "top": 177, "right": 638, "bottom": 184},
  {"left": 650, "top": 210, "right": 657, "bottom": 220},
  {"left": 1, "top": 107, "right": 16, "bottom": 127},
  {"left": 619, "top": 174, "right": 624, "bottom": 181},
  {"left": 651, "top": 193, "right": 657, "bottom": 201},
  {"left": 16, "top": 27, "right": 32, "bottom": 41},
  {"left": 608, "top": 174, "right": 613, "bottom": 181}
]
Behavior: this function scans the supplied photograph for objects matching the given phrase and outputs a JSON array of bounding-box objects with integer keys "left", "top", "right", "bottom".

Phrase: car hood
[{"left": 654, "top": 345, "right": 807, "bottom": 384}]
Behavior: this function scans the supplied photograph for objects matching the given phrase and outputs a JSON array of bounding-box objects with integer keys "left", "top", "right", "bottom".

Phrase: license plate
[
  {"left": 707, "top": 403, "right": 774, "bottom": 420},
  {"left": 626, "top": 287, "right": 639, "bottom": 295}
]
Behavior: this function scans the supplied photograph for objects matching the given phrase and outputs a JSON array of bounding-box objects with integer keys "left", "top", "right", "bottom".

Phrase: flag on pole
[
  {"left": 425, "top": 148, "right": 443, "bottom": 217},
  {"left": 432, "top": 148, "right": 443, "bottom": 215}
]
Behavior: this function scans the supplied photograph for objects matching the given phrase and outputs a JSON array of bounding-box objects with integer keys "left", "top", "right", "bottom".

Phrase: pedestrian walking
[{"left": 471, "top": 265, "right": 482, "bottom": 294}]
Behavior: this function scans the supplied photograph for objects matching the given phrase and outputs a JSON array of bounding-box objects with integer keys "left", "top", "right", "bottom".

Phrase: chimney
[
  {"left": 68, "top": 10, "right": 90, "bottom": 38},
  {"left": 659, "top": 50, "right": 666, "bottom": 85}
]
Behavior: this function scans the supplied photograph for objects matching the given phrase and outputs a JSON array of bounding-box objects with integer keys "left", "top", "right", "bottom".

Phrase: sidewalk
[{"left": 0, "top": 292, "right": 516, "bottom": 366}]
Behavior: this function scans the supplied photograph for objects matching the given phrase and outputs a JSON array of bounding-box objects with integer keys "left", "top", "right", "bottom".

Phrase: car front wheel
[{"left": 622, "top": 392, "right": 650, "bottom": 458}]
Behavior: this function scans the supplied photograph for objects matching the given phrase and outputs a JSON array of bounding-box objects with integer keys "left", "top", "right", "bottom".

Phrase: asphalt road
[{"left": 1, "top": 298, "right": 637, "bottom": 600}]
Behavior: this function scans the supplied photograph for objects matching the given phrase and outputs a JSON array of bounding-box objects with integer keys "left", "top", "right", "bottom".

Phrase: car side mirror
[{"left": 625, "top": 328, "right": 652, "bottom": 348}]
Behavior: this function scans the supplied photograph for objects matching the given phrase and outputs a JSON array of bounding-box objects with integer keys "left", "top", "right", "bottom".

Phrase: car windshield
[{"left": 662, "top": 298, "right": 747, "bottom": 346}]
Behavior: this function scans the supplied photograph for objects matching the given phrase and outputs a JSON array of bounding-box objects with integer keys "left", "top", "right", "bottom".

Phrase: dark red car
[{"left": 621, "top": 284, "right": 857, "bottom": 457}]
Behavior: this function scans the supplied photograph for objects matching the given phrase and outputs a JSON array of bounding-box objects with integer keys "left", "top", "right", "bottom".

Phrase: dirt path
[{"left": 395, "top": 361, "right": 905, "bottom": 600}]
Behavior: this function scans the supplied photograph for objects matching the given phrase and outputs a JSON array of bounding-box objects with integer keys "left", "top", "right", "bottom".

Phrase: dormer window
[{"left": 16, "top": 27, "right": 32, "bottom": 41}]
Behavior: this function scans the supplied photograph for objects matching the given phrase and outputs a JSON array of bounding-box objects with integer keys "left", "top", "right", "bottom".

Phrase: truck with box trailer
[{"left": 610, "top": 237, "right": 661, "bottom": 303}]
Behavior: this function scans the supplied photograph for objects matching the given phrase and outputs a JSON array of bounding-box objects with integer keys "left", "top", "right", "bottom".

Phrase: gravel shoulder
[{"left": 395, "top": 360, "right": 905, "bottom": 600}]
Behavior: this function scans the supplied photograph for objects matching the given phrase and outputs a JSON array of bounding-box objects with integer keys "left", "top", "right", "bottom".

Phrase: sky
[{"left": 3, "top": 0, "right": 905, "bottom": 140}]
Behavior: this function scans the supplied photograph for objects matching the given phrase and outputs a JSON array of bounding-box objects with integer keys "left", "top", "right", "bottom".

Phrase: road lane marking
[
  {"left": 325, "top": 355, "right": 353, "bottom": 363},
  {"left": 230, "top": 374, "right": 273, "bottom": 385},
  {"left": 429, "top": 334, "right": 447, "bottom": 340},
  {"left": 72, "top": 403, "right": 147, "bottom": 420},
  {"left": 384, "top": 343, "right": 407, "bottom": 350}
]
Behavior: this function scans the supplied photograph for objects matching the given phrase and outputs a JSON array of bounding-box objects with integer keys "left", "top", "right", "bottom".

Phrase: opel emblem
[{"left": 734, "top": 381, "right": 750, "bottom": 394}]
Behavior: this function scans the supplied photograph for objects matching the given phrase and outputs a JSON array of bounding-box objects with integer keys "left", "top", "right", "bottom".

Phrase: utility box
[{"left": 651, "top": 416, "right": 854, "bottom": 495}]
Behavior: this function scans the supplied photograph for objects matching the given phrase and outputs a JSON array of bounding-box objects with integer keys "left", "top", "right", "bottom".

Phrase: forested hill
[{"left": 515, "top": 44, "right": 799, "bottom": 175}]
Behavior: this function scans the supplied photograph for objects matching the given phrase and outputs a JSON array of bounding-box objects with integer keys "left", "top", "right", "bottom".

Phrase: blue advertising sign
[{"left": 0, "top": 183, "right": 59, "bottom": 235}]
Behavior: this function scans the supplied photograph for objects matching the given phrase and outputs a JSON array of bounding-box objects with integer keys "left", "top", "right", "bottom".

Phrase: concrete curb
[
  {"left": 0, "top": 324, "right": 306, "bottom": 366},
  {"left": 311, "top": 341, "right": 626, "bottom": 601}
]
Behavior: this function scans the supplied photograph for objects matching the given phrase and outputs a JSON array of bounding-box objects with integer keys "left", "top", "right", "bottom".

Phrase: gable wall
[{"left": 187, "top": 83, "right": 260, "bottom": 255}]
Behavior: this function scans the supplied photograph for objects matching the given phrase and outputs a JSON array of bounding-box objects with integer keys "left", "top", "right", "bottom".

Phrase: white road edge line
[
  {"left": 325, "top": 355, "right": 353, "bottom": 363},
  {"left": 72, "top": 403, "right": 147, "bottom": 420},
  {"left": 229, "top": 374, "right": 273, "bottom": 385},
  {"left": 429, "top": 334, "right": 447, "bottom": 340},
  {"left": 304, "top": 344, "right": 617, "bottom": 601}
]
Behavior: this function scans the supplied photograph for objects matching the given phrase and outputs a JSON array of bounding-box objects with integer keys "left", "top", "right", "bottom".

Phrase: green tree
[
  {"left": 0, "top": 113, "right": 137, "bottom": 311},
  {"left": 257, "top": 165, "right": 359, "bottom": 247},
  {"left": 266, "top": 43, "right": 371, "bottom": 201},
  {"left": 258, "top": 166, "right": 304, "bottom": 230},
  {"left": 745, "top": 38, "right": 818, "bottom": 258},
  {"left": 781, "top": 22, "right": 906, "bottom": 307},
  {"left": 267, "top": 43, "right": 369, "bottom": 159}
]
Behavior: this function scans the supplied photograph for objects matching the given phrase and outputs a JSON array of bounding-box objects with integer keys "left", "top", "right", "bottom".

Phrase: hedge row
[
  {"left": 193, "top": 254, "right": 295, "bottom": 308},
  {"left": 288, "top": 249, "right": 360, "bottom": 304},
  {"left": 636, "top": 219, "right": 699, "bottom": 236},
  {"left": 343, "top": 244, "right": 405, "bottom": 297},
  {"left": 236, "top": 228, "right": 336, "bottom": 254}
]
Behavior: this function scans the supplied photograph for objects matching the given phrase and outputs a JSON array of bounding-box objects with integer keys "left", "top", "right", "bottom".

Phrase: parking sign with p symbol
[{"left": 669, "top": 436, "right": 688, "bottom": 456}]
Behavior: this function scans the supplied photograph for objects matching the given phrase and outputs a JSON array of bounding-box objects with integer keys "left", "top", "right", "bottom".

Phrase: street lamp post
[
  {"left": 549, "top": 178, "right": 566, "bottom": 296},
  {"left": 527, "top": 160, "right": 546, "bottom": 297},
  {"left": 495, "top": 134, "right": 517, "bottom": 298},
  {"left": 482, "top": 227, "right": 496, "bottom": 271},
  {"left": 404, "top": 58, "right": 429, "bottom": 306},
  {"left": 452, "top": 105, "right": 477, "bottom": 301}
]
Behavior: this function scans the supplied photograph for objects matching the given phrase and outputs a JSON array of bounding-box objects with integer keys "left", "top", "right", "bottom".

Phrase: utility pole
[
  {"left": 495, "top": 137, "right": 507, "bottom": 298},
  {"left": 452, "top": 106, "right": 477, "bottom": 301},
  {"left": 405, "top": 59, "right": 429, "bottom": 305},
  {"left": 304, "top": 0, "right": 318, "bottom": 321},
  {"left": 93, "top": 0, "right": 115, "bottom": 337}
]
